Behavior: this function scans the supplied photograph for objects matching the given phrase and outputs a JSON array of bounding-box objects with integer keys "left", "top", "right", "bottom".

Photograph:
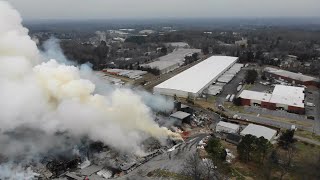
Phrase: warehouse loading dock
[{"left": 154, "top": 56, "right": 238, "bottom": 98}]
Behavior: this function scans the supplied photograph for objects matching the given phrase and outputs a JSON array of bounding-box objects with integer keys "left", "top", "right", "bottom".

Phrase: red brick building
[
  {"left": 264, "top": 67, "right": 320, "bottom": 88},
  {"left": 238, "top": 85, "right": 305, "bottom": 114}
]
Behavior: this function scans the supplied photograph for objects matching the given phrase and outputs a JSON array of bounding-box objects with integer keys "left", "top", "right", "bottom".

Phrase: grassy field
[
  {"left": 295, "top": 129, "right": 320, "bottom": 142},
  {"left": 224, "top": 102, "right": 245, "bottom": 113},
  {"left": 261, "top": 114, "right": 313, "bottom": 128},
  {"left": 147, "top": 169, "right": 191, "bottom": 180},
  {"left": 243, "top": 84, "right": 253, "bottom": 90}
]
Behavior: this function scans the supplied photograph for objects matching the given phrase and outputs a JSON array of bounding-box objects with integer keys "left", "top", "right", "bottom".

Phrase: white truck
[
  {"left": 226, "top": 94, "right": 231, "bottom": 101},
  {"left": 229, "top": 94, "right": 235, "bottom": 102},
  {"left": 237, "top": 85, "right": 242, "bottom": 92}
]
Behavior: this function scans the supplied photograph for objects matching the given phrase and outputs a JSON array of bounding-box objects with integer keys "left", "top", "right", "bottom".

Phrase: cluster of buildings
[
  {"left": 102, "top": 69, "right": 147, "bottom": 80},
  {"left": 141, "top": 48, "right": 201, "bottom": 74},
  {"left": 154, "top": 56, "right": 239, "bottom": 98},
  {"left": 264, "top": 67, "right": 320, "bottom": 88},
  {"left": 216, "top": 121, "right": 278, "bottom": 143},
  {"left": 239, "top": 85, "right": 305, "bottom": 114}
]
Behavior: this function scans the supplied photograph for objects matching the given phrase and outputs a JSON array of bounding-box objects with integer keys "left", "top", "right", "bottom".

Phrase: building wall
[
  {"left": 240, "top": 97, "right": 304, "bottom": 114},
  {"left": 275, "top": 103, "right": 289, "bottom": 110},
  {"left": 153, "top": 87, "right": 189, "bottom": 98},
  {"left": 241, "top": 98, "right": 251, "bottom": 106},
  {"left": 266, "top": 72, "right": 320, "bottom": 88},
  {"left": 155, "top": 58, "right": 238, "bottom": 98},
  {"left": 250, "top": 99, "right": 262, "bottom": 106},
  {"left": 261, "top": 101, "right": 276, "bottom": 110},
  {"left": 304, "top": 81, "right": 320, "bottom": 88},
  {"left": 288, "top": 106, "right": 305, "bottom": 114}
]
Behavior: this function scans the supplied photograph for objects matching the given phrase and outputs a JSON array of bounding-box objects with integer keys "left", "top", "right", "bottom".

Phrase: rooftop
[
  {"left": 264, "top": 67, "right": 318, "bottom": 82},
  {"left": 239, "top": 85, "right": 305, "bottom": 108},
  {"left": 141, "top": 48, "right": 201, "bottom": 71},
  {"left": 269, "top": 85, "right": 304, "bottom": 108},
  {"left": 240, "top": 124, "right": 277, "bottom": 141},
  {"left": 239, "top": 90, "right": 272, "bottom": 102},
  {"left": 155, "top": 56, "right": 238, "bottom": 94},
  {"left": 170, "top": 111, "right": 191, "bottom": 120},
  {"left": 217, "top": 121, "right": 240, "bottom": 130}
]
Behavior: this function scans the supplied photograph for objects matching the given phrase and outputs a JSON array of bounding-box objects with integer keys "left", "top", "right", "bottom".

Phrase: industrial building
[
  {"left": 238, "top": 85, "right": 305, "bottom": 114},
  {"left": 141, "top": 48, "right": 201, "bottom": 74},
  {"left": 170, "top": 111, "right": 191, "bottom": 125},
  {"left": 216, "top": 121, "right": 240, "bottom": 134},
  {"left": 102, "top": 69, "right": 147, "bottom": 79},
  {"left": 240, "top": 124, "right": 277, "bottom": 141},
  {"left": 264, "top": 67, "right": 320, "bottom": 88},
  {"left": 154, "top": 56, "right": 238, "bottom": 98}
]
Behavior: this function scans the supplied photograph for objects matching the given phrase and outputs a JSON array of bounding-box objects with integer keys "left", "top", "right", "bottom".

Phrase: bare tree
[
  {"left": 182, "top": 153, "right": 203, "bottom": 180},
  {"left": 279, "top": 146, "right": 296, "bottom": 180},
  {"left": 182, "top": 153, "right": 218, "bottom": 180}
]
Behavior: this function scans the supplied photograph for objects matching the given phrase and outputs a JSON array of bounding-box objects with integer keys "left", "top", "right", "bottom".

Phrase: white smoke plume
[
  {"left": 0, "top": 163, "right": 39, "bottom": 180},
  {"left": 0, "top": 0, "right": 180, "bottom": 164},
  {"left": 41, "top": 37, "right": 76, "bottom": 65}
]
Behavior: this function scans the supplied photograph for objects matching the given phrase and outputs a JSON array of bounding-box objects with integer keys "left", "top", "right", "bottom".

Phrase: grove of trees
[{"left": 245, "top": 69, "right": 258, "bottom": 84}]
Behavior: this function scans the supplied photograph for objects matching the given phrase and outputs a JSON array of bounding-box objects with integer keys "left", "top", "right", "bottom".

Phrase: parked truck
[{"left": 229, "top": 94, "right": 235, "bottom": 102}]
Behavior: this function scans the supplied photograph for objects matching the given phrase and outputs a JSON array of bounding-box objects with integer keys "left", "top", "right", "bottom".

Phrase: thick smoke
[
  {"left": 41, "top": 37, "right": 75, "bottom": 65},
  {"left": 0, "top": 0, "right": 179, "bottom": 165},
  {"left": 0, "top": 163, "right": 39, "bottom": 180}
]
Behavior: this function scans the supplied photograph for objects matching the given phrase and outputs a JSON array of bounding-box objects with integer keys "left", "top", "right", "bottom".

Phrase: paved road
[
  {"left": 295, "top": 135, "right": 320, "bottom": 146},
  {"left": 244, "top": 106, "right": 307, "bottom": 121},
  {"left": 237, "top": 113, "right": 314, "bottom": 132},
  {"left": 308, "top": 88, "right": 320, "bottom": 134}
]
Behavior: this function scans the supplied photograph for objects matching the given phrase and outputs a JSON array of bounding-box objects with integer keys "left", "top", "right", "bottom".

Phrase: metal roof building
[
  {"left": 238, "top": 85, "right": 305, "bottom": 114},
  {"left": 170, "top": 111, "right": 191, "bottom": 120},
  {"left": 154, "top": 56, "right": 238, "bottom": 98},
  {"left": 264, "top": 67, "right": 320, "bottom": 87},
  {"left": 270, "top": 85, "right": 305, "bottom": 108},
  {"left": 141, "top": 48, "right": 201, "bottom": 74},
  {"left": 239, "top": 90, "right": 272, "bottom": 103},
  {"left": 264, "top": 67, "right": 316, "bottom": 82},
  {"left": 240, "top": 124, "right": 277, "bottom": 141},
  {"left": 216, "top": 121, "right": 240, "bottom": 134}
]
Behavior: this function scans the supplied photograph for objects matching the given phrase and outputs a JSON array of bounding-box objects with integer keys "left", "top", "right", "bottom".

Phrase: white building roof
[
  {"left": 240, "top": 124, "right": 277, "bottom": 141},
  {"left": 239, "top": 85, "right": 305, "bottom": 108},
  {"left": 264, "top": 67, "right": 317, "bottom": 82},
  {"left": 269, "top": 85, "right": 305, "bottom": 108},
  {"left": 239, "top": 90, "right": 272, "bottom": 102},
  {"left": 170, "top": 111, "right": 191, "bottom": 120},
  {"left": 155, "top": 56, "right": 238, "bottom": 94},
  {"left": 217, "top": 121, "right": 240, "bottom": 131}
]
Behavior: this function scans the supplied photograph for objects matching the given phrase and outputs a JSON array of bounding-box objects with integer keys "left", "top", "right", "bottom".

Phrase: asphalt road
[
  {"left": 306, "top": 88, "right": 320, "bottom": 134},
  {"left": 237, "top": 113, "right": 313, "bottom": 132}
]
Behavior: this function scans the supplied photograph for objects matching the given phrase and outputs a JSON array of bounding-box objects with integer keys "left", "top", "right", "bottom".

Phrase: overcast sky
[{"left": 6, "top": 0, "right": 320, "bottom": 20}]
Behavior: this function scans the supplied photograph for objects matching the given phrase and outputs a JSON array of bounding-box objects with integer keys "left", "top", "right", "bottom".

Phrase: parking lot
[
  {"left": 305, "top": 88, "right": 320, "bottom": 134},
  {"left": 215, "top": 68, "right": 246, "bottom": 106}
]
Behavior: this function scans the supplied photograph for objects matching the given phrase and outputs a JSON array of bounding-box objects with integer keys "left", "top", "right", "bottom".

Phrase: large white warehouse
[{"left": 153, "top": 56, "right": 238, "bottom": 98}]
